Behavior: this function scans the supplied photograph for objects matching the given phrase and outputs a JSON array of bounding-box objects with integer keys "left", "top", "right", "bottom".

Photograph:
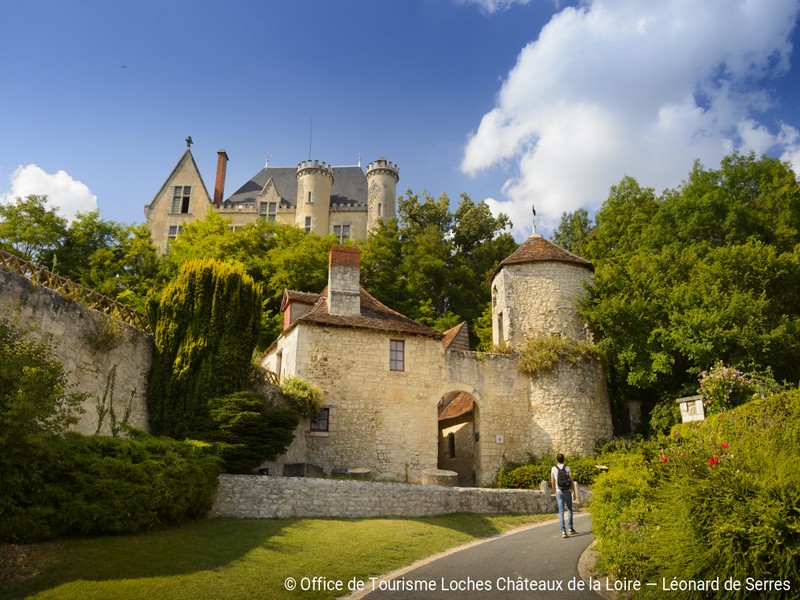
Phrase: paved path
[{"left": 360, "top": 513, "right": 601, "bottom": 600}]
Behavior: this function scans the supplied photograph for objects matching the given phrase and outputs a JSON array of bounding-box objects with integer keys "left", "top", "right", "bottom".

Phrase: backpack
[{"left": 556, "top": 465, "right": 572, "bottom": 491}]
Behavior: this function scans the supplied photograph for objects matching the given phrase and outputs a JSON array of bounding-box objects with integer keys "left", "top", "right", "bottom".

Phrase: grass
[{"left": 0, "top": 513, "right": 556, "bottom": 600}]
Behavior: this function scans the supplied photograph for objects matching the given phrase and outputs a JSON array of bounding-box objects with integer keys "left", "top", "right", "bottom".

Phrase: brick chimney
[
  {"left": 327, "top": 246, "right": 361, "bottom": 316},
  {"left": 213, "top": 149, "right": 229, "bottom": 208}
]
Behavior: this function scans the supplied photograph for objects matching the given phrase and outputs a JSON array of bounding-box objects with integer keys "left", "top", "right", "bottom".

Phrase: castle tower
[
  {"left": 295, "top": 160, "right": 334, "bottom": 236},
  {"left": 366, "top": 158, "right": 399, "bottom": 233},
  {"left": 490, "top": 234, "right": 594, "bottom": 347}
]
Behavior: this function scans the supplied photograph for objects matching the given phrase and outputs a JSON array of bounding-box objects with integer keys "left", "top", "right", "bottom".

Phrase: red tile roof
[
  {"left": 294, "top": 286, "right": 444, "bottom": 339},
  {"left": 438, "top": 392, "right": 475, "bottom": 420}
]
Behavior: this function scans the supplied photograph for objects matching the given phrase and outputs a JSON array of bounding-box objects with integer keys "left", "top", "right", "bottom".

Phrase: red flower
[
  {"left": 721, "top": 443, "right": 728, "bottom": 450},
  {"left": 709, "top": 456, "right": 719, "bottom": 466},
  {"left": 661, "top": 454, "right": 668, "bottom": 463}
]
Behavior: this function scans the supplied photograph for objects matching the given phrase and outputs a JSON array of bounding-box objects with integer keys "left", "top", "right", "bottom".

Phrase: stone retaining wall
[{"left": 209, "top": 475, "right": 555, "bottom": 519}]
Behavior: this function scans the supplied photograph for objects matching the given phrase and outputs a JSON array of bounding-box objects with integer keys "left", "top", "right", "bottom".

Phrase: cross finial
[{"left": 186, "top": 135, "right": 193, "bottom": 148}]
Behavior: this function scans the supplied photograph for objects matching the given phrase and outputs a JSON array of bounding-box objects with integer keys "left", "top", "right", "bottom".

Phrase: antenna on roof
[
  {"left": 357, "top": 151, "right": 362, "bottom": 168},
  {"left": 264, "top": 149, "right": 271, "bottom": 169},
  {"left": 532, "top": 204, "right": 537, "bottom": 235},
  {"left": 308, "top": 117, "right": 313, "bottom": 160}
]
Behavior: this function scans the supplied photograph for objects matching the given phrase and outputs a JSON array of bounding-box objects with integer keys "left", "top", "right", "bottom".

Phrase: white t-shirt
[{"left": 551, "top": 464, "right": 572, "bottom": 492}]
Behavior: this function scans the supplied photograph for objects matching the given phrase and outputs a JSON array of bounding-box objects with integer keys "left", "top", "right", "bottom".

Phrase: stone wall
[
  {"left": 209, "top": 474, "right": 554, "bottom": 519},
  {"left": 0, "top": 268, "right": 151, "bottom": 435},
  {"left": 492, "top": 261, "right": 593, "bottom": 346}
]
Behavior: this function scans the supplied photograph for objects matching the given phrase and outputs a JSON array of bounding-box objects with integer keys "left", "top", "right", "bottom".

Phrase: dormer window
[{"left": 171, "top": 186, "right": 191, "bottom": 214}]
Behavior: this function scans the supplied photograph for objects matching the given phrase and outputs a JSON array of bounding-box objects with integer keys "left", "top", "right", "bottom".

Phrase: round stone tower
[
  {"left": 295, "top": 160, "right": 334, "bottom": 236},
  {"left": 366, "top": 158, "right": 399, "bottom": 233},
  {"left": 491, "top": 234, "right": 612, "bottom": 456},
  {"left": 490, "top": 234, "right": 594, "bottom": 347}
]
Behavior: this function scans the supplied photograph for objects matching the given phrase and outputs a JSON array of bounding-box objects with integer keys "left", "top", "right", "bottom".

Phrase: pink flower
[
  {"left": 721, "top": 443, "right": 728, "bottom": 450},
  {"left": 709, "top": 456, "right": 719, "bottom": 467}
]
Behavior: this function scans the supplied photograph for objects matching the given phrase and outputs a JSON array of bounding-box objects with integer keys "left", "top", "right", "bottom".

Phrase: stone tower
[
  {"left": 366, "top": 158, "right": 399, "bottom": 232},
  {"left": 295, "top": 160, "right": 334, "bottom": 236},
  {"left": 490, "top": 234, "right": 594, "bottom": 347}
]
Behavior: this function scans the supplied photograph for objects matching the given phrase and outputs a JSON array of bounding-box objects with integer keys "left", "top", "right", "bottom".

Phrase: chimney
[
  {"left": 327, "top": 246, "right": 361, "bottom": 316},
  {"left": 213, "top": 149, "right": 229, "bottom": 208}
]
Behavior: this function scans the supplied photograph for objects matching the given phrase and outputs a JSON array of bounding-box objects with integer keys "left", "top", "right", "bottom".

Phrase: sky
[{"left": 2, "top": 0, "right": 800, "bottom": 240}]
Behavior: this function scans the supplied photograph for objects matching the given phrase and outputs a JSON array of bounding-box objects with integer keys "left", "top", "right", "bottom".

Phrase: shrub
[
  {"left": 590, "top": 391, "right": 800, "bottom": 597},
  {"left": 496, "top": 453, "right": 599, "bottom": 489},
  {"left": 198, "top": 392, "right": 298, "bottom": 473},
  {"left": 280, "top": 375, "right": 323, "bottom": 419},
  {"left": 0, "top": 431, "right": 221, "bottom": 543},
  {"left": 148, "top": 259, "right": 263, "bottom": 437},
  {"left": 517, "top": 334, "right": 599, "bottom": 376},
  {"left": 698, "top": 361, "right": 756, "bottom": 416}
]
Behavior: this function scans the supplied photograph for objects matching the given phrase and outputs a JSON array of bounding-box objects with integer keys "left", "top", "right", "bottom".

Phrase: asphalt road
[{"left": 360, "top": 513, "right": 601, "bottom": 600}]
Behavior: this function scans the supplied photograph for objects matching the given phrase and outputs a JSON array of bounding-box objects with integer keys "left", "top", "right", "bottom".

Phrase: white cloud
[
  {"left": 0, "top": 164, "right": 97, "bottom": 222},
  {"left": 462, "top": 0, "right": 800, "bottom": 238},
  {"left": 459, "top": 0, "right": 533, "bottom": 14}
]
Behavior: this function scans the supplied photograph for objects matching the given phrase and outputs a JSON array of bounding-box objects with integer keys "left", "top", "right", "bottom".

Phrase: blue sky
[{"left": 2, "top": 0, "right": 800, "bottom": 240}]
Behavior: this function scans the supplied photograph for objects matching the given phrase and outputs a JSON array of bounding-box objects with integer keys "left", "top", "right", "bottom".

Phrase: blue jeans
[{"left": 556, "top": 490, "right": 573, "bottom": 532}]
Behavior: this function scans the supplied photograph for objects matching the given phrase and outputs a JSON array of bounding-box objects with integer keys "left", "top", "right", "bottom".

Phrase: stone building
[
  {"left": 144, "top": 140, "right": 398, "bottom": 252},
  {"left": 261, "top": 237, "right": 613, "bottom": 486}
]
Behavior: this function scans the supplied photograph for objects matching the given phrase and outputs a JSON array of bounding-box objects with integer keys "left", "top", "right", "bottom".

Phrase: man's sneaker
[
  {"left": 562, "top": 531, "right": 569, "bottom": 538},
  {"left": 569, "top": 528, "right": 577, "bottom": 534}
]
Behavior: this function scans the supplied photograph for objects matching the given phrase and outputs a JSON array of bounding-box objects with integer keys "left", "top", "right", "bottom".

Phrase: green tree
[
  {"left": 0, "top": 195, "right": 67, "bottom": 263},
  {"left": 581, "top": 152, "right": 800, "bottom": 421},
  {"left": 147, "top": 259, "right": 263, "bottom": 437},
  {"left": 552, "top": 208, "right": 593, "bottom": 256}
]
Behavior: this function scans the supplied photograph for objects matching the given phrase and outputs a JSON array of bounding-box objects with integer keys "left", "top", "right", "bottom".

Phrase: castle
[
  {"left": 144, "top": 139, "right": 398, "bottom": 252},
  {"left": 261, "top": 241, "right": 613, "bottom": 486}
]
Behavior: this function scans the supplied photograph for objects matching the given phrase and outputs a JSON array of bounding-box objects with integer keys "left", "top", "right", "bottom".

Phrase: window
[
  {"left": 377, "top": 203, "right": 382, "bottom": 217},
  {"left": 259, "top": 202, "right": 277, "bottom": 222},
  {"left": 167, "top": 225, "right": 183, "bottom": 241},
  {"left": 304, "top": 216, "right": 312, "bottom": 233},
  {"left": 497, "top": 311, "right": 504, "bottom": 342},
  {"left": 307, "top": 191, "right": 312, "bottom": 204},
  {"left": 390, "top": 339, "right": 405, "bottom": 372},
  {"left": 333, "top": 224, "right": 350, "bottom": 243},
  {"left": 171, "top": 186, "right": 191, "bottom": 214},
  {"left": 492, "top": 286, "right": 498, "bottom": 308},
  {"left": 310, "top": 408, "right": 329, "bottom": 432},
  {"left": 448, "top": 432, "right": 456, "bottom": 458}
]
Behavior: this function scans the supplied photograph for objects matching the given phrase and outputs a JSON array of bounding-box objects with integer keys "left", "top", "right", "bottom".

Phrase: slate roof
[
  {"left": 224, "top": 165, "right": 368, "bottom": 208},
  {"left": 281, "top": 290, "right": 321, "bottom": 312},
  {"left": 442, "top": 322, "right": 470, "bottom": 351},
  {"left": 491, "top": 234, "right": 593, "bottom": 281},
  {"left": 296, "top": 287, "right": 443, "bottom": 338}
]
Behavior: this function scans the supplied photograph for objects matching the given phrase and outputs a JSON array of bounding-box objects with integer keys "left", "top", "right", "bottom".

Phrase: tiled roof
[
  {"left": 296, "top": 287, "right": 444, "bottom": 339},
  {"left": 281, "top": 290, "right": 321, "bottom": 312},
  {"left": 438, "top": 392, "right": 475, "bottom": 420},
  {"left": 491, "top": 234, "right": 593, "bottom": 281},
  {"left": 442, "top": 322, "right": 470, "bottom": 351}
]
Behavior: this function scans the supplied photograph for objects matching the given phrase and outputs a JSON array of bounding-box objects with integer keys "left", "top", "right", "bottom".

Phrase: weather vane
[
  {"left": 185, "top": 135, "right": 193, "bottom": 148},
  {"left": 532, "top": 204, "right": 537, "bottom": 235}
]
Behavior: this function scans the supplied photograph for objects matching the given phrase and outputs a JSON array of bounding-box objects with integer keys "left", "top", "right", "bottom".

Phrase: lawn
[{"left": 0, "top": 514, "right": 556, "bottom": 600}]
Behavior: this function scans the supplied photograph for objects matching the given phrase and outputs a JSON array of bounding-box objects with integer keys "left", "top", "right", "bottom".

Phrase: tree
[
  {"left": 552, "top": 208, "right": 593, "bottom": 256},
  {"left": 0, "top": 195, "right": 67, "bottom": 263},
  {"left": 580, "top": 152, "right": 800, "bottom": 421},
  {"left": 147, "top": 259, "right": 263, "bottom": 437},
  {"left": 360, "top": 190, "right": 516, "bottom": 344}
]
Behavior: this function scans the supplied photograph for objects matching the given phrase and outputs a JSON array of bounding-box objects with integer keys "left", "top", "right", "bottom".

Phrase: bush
[
  {"left": 280, "top": 375, "right": 323, "bottom": 419},
  {"left": 198, "top": 392, "right": 298, "bottom": 473},
  {"left": 0, "top": 431, "right": 221, "bottom": 543},
  {"left": 496, "top": 453, "right": 599, "bottom": 488},
  {"left": 517, "top": 334, "right": 599, "bottom": 376},
  {"left": 590, "top": 391, "right": 800, "bottom": 598}
]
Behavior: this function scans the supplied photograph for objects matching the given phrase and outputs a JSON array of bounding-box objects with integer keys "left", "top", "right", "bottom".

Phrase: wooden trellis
[{"left": 0, "top": 249, "right": 151, "bottom": 333}]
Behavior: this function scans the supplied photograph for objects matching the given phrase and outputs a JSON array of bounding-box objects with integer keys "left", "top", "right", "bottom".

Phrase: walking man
[{"left": 551, "top": 453, "right": 577, "bottom": 538}]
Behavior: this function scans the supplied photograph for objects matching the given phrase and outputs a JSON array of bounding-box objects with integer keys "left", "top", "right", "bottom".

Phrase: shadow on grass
[
  {"left": 0, "top": 518, "right": 292, "bottom": 599},
  {"left": 1, "top": 513, "right": 558, "bottom": 600}
]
